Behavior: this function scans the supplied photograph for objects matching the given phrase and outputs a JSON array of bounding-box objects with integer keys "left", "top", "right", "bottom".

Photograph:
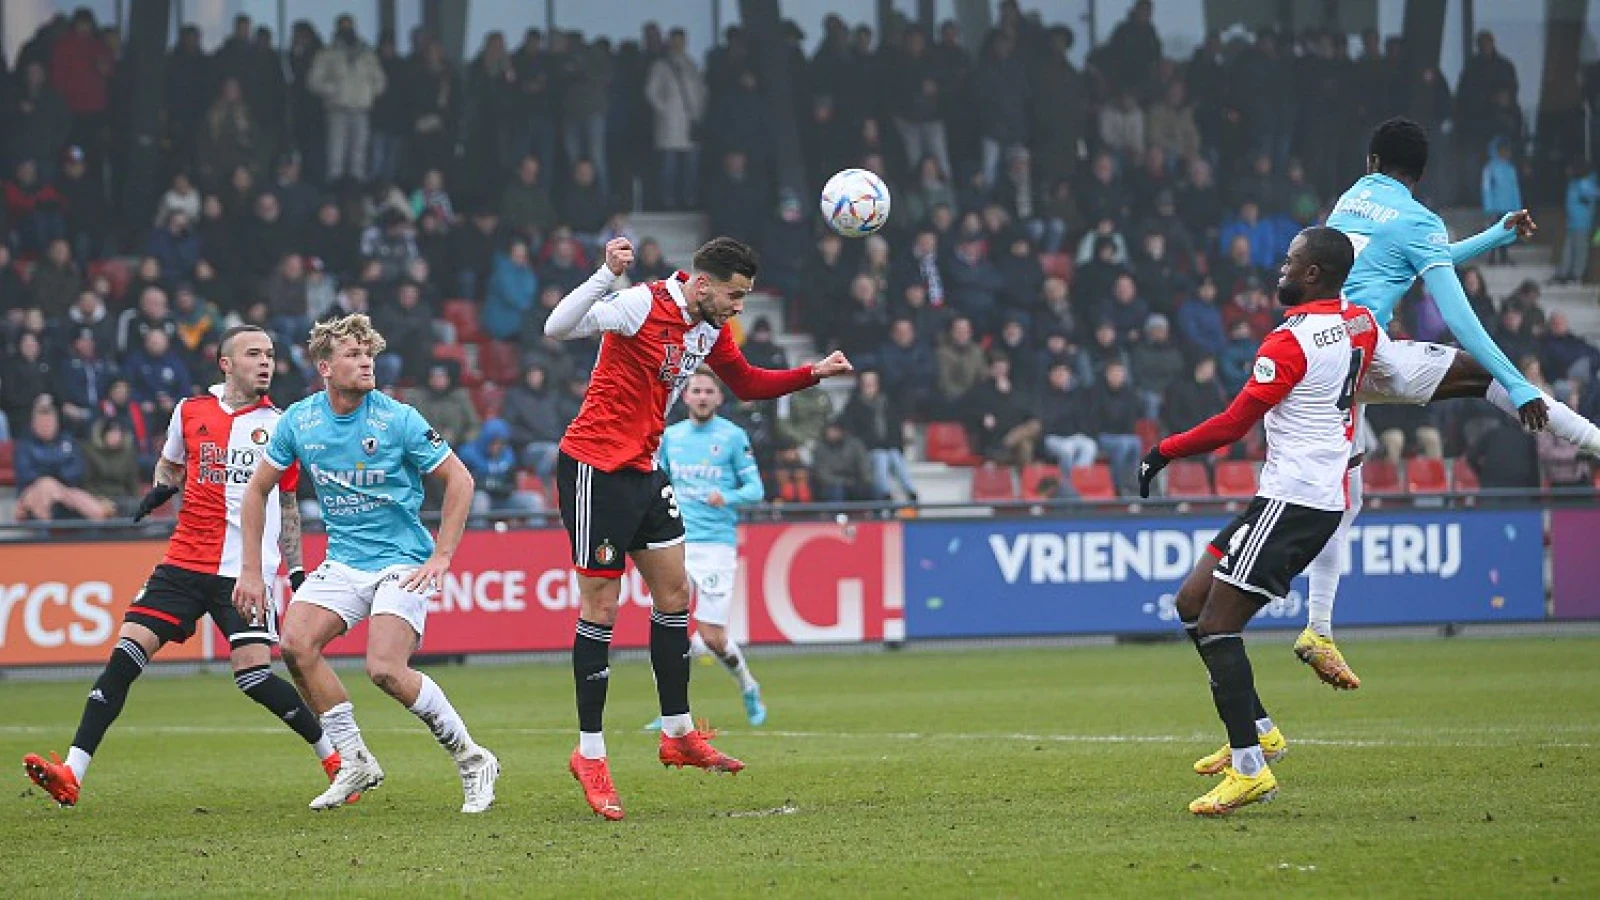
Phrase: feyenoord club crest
[
  {"left": 250, "top": 427, "right": 269, "bottom": 445},
  {"left": 362, "top": 436, "right": 378, "bottom": 455},
  {"left": 594, "top": 540, "right": 618, "bottom": 565}
]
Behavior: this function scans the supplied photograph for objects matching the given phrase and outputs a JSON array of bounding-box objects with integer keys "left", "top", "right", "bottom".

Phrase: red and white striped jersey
[
  {"left": 160, "top": 386, "right": 301, "bottom": 579},
  {"left": 557, "top": 270, "right": 818, "bottom": 473},
  {"left": 1244, "top": 299, "right": 1379, "bottom": 511}
]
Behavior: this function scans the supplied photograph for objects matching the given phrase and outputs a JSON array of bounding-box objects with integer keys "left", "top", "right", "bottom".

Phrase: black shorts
[
  {"left": 1208, "top": 497, "right": 1343, "bottom": 603},
  {"left": 125, "top": 564, "right": 277, "bottom": 649},
  {"left": 557, "top": 451, "right": 686, "bottom": 578}
]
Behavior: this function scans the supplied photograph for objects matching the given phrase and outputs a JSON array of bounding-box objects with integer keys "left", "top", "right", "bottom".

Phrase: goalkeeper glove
[
  {"left": 132, "top": 484, "right": 180, "bottom": 522},
  {"left": 289, "top": 568, "right": 306, "bottom": 592},
  {"left": 1137, "top": 446, "right": 1171, "bottom": 499}
]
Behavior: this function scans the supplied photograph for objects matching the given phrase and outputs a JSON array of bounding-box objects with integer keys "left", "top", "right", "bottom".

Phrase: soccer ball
[{"left": 820, "top": 169, "right": 891, "bottom": 237}]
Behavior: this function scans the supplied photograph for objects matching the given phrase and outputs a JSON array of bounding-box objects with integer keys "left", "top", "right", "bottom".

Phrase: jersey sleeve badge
[{"left": 1253, "top": 357, "right": 1278, "bottom": 383}]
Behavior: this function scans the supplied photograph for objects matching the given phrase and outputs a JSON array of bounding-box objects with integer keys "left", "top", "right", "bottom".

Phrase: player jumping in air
[
  {"left": 1299, "top": 118, "right": 1600, "bottom": 689},
  {"left": 23, "top": 326, "right": 339, "bottom": 807},
  {"left": 544, "top": 236, "right": 852, "bottom": 820},
  {"left": 645, "top": 370, "right": 768, "bottom": 731},
  {"left": 232, "top": 314, "right": 500, "bottom": 813},
  {"left": 1139, "top": 227, "right": 1377, "bottom": 815}
]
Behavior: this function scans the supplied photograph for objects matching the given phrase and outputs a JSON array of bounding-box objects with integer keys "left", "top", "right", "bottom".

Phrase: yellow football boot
[
  {"left": 1189, "top": 765, "right": 1279, "bottom": 816},
  {"left": 1293, "top": 627, "right": 1361, "bottom": 690},
  {"left": 1194, "top": 727, "right": 1287, "bottom": 775}
]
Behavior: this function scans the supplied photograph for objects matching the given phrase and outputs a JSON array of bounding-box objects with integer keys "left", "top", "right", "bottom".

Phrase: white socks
[
  {"left": 312, "top": 735, "right": 335, "bottom": 761},
  {"left": 1232, "top": 744, "right": 1266, "bottom": 777},
  {"left": 1486, "top": 381, "right": 1600, "bottom": 453},
  {"left": 660, "top": 714, "right": 694, "bottom": 737},
  {"left": 1255, "top": 717, "right": 1275, "bottom": 736},
  {"left": 691, "top": 632, "right": 759, "bottom": 693},
  {"left": 66, "top": 747, "right": 91, "bottom": 783},
  {"left": 579, "top": 732, "right": 607, "bottom": 759},
  {"left": 409, "top": 673, "right": 474, "bottom": 761},
  {"left": 688, "top": 632, "right": 711, "bottom": 657},
  {"left": 1306, "top": 468, "right": 1362, "bottom": 640},
  {"left": 320, "top": 701, "right": 367, "bottom": 755}
]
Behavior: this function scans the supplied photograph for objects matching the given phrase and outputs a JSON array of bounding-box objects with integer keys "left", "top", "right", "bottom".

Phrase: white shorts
[
  {"left": 292, "top": 559, "right": 432, "bottom": 641},
  {"left": 1357, "top": 335, "right": 1457, "bottom": 406},
  {"left": 685, "top": 542, "right": 738, "bottom": 628}
]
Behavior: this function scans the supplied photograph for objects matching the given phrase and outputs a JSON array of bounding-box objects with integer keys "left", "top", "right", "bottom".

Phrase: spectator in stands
[
  {"left": 503, "top": 364, "right": 563, "bottom": 478},
  {"left": 410, "top": 363, "right": 480, "bottom": 447},
  {"left": 810, "top": 419, "right": 876, "bottom": 502},
  {"left": 4, "top": 159, "right": 67, "bottom": 256},
  {"left": 1130, "top": 314, "right": 1184, "bottom": 418},
  {"left": 1494, "top": 307, "right": 1538, "bottom": 369},
  {"left": 461, "top": 418, "right": 543, "bottom": 518},
  {"left": 1099, "top": 90, "right": 1145, "bottom": 160},
  {"left": 839, "top": 371, "right": 917, "bottom": 502},
  {"left": 946, "top": 230, "right": 1004, "bottom": 334},
  {"left": 60, "top": 288, "right": 112, "bottom": 353},
  {"left": 7, "top": 62, "right": 71, "bottom": 181},
  {"left": 935, "top": 316, "right": 986, "bottom": 415},
  {"left": 1469, "top": 413, "right": 1539, "bottom": 497},
  {"left": 1147, "top": 79, "right": 1201, "bottom": 163},
  {"left": 1460, "top": 265, "right": 1498, "bottom": 329},
  {"left": 125, "top": 329, "right": 190, "bottom": 419},
  {"left": 196, "top": 78, "right": 263, "bottom": 191},
  {"left": 877, "top": 318, "right": 936, "bottom": 416},
  {"left": 1175, "top": 157, "right": 1223, "bottom": 246},
  {"left": 241, "top": 193, "right": 295, "bottom": 283},
  {"left": 1502, "top": 279, "right": 1548, "bottom": 334},
  {"left": 995, "top": 235, "right": 1044, "bottom": 318},
  {"left": 264, "top": 254, "right": 310, "bottom": 345},
  {"left": 1557, "top": 160, "right": 1598, "bottom": 284},
  {"left": 57, "top": 327, "right": 112, "bottom": 433},
  {"left": 1221, "top": 277, "right": 1276, "bottom": 339},
  {"left": 1033, "top": 277, "right": 1076, "bottom": 344},
  {"left": 537, "top": 234, "right": 588, "bottom": 295},
  {"left": 83, "top": 418, "right": 140, "bottom": 513},
  {"left": 361, "top": 208, "right": 421, "bottom": 281},
  {"left": 1073, "top": 232, "right": 1127, "bottom": 307},
  {"left": 309, "top": 14, "right": 386, "bottom": 183},
  {"left": 965, "top": 354, "right": 1040, "bottom": 469},
  {"left": 55, "top": 145, "right": 105, "bottom": 262},
  {"left": 904, "top": 158, "right": 958, "bottom": 229},
  {"left": 1161, "top": 355, "right": 1227, "bottom": 436},
  {"left": 155, "top": 171, "right": 201, "bottom": 227},
  {"left": 889, "top": 28, "right": 951, "bottom": 182},
  {"left": 28, "top": 239, "right": 81, "bottom": 320},
  {"left": 406, "top": 41, "right": 461, "bottom": 182},
  {"left": 974, "top": 31, "right": 1028, "bottom": 187},
  {"left": 14, "top": 397, "right": 113, "bottom": 522},
  {"left": 1218, "top": 318, "right": 1258, "bottom": 392},
  {"left": 1540, "top": 312, "right": 1600, "bottom": 386},
  {"left": 1368, "top": 400, "right": 1443, "bottom": 462},
  {"left": 1078, "top": 152, "right": 1130, "bottom": 226},
  {"left": 484, "top": 241, "right": 538, "bottom": 341},
  {"left": 838, "top": 274, "right": 890, "bottom": 363},
  {"left": 1, "top": 332, "right": 53, "bottom": 435},
  {"left": 562, "top": 33, "right": 614, "bottom": 196},
  {"left": 559, "top": 159, "right": 611, "bottom": 244},
  {"left": 1087, "top": 321, "right": 1129, "bottom": 377},
  {"left": 705, "top": 150, "right": 765, "bottom": 245},
  {"left": 1029, "top": 26, "right": 1086, "bottom": 189},
  {"left": 1037, "top": 362, "right": 1096, "bottom": 472},
  {"left": 500, "top": 155, "right": 558, "bottom": 243},
  {"left": 1101, "top": 274, "right": 1150, "bottom": 345},
  {"left": 372, "top": 280, "right": 434, "bottom": 385},
  {"left": 633, "top": 238, "right": 674, "bottom": 282},
  {"left": 741, "top": 318, "right": 788, "bottom": 370},
  {"left": 171, "top": 283, "right": 222, "bottom": 359},
  {"left": 300, "top": 200, "right": 358, "bottom": 279},
  {"left": 48, "top": 10, "right": 112, "bottom": 163},
  {"left": 1481, "top": 137, "right": 1521, "bottom": 265},
  {"left": 147, "top": 212, "right": 202, "bottom": 283},
  {"left": 1090, "top": 360, "right": 1143, "bottom": 494},
  {"left": 271, "top": 153, "right": 320, "bottom": 230},
  {"left": 1037, "top": 330, "right": 1091, "bottom": 389},
  {"left": 776, "top": 356, "right": 833, "bottom": 451},
  {"left": 0, "top": 246, "right": 25, "bottom": 323},
  {"left": 646, "top": 28, "right": 707, "bottom": 210},
  {"left": 993, "top": 318, "right": 1037, "bottom": 387},
  {"left": 1456, "top": 31, "right": 1520, "bottom": 161}
]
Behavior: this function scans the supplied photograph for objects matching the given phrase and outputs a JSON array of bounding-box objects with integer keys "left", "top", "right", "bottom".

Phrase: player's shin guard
[
  {"left": 70, "top": 637, "right": 150, "bottom": 761},
  {"left": 236, "top": 664, "right": 326, "bottom": 747},
  {"left": 1183, "top": 617, "right": 1271, "bottom": 727},
  {"left": 574, "top": 618, "right": 613, "bottom": 754},
  {"left": 1196, "top": 633, "right": 1265, "bottom": 775},
  {"left": 1486, "top": 381, "right": 1600, "bottom": 454},
  {"left": 649, "top": 609, "right": 693, "bottom": 736},
  {"left": 409, "top": 673, "right": 474, "bottom": 760}
]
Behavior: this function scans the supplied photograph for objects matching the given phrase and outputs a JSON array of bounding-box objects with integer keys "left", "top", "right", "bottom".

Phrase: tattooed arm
[{"left": 278, "top": 489, "right": 305, "bottom": 575}]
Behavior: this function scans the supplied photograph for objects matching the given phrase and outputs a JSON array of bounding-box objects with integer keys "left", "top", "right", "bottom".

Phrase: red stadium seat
[
  {"left": 0, "top": 440, "right": 13, "bottom": 487},
  {"left": 1451, "top": 458, "right": 1480, "bottom": 492},
  {"left": 1363, "top": 458, "right": 1402, "bottom": 495},
  {"left": 1406, "top": 457, "right": 1448, "bottom": 494},
  {"left": 516, "top": 472, "right": 545, "bottom": 495},
  {"left": 970, "top": 464, "right": 1017, "bottom": 502},
  {"left": 1213, "top": 461, "right": 1258, "bottom": 497},
  {"left": 471, "top": 383, "right": 505, "bottom": 420},
  {"left": 441, "top": 299, "right": 484, "bottom": 344},
  {"left": 1069, "top": 463, "right": 1117, "bottom": 500},
  {"left": 1038, "top": 252, "right": 1074, "bottom": 283},
  {"left": 1164, "top": 460, "right": 1213, "bottom": 498},
  {"left": 480, "top": 340, "right": 522, "bottom": 386},
  {"left": 1134, "top": 418, "right": 1162, "bottom": 450},
  {"left": 432, "top": 343, "right": 467, "bottom": 366},
  {"left": 88, "top": 257, "right": 134, "bottom": 301},
  {"left": 1021, "top": 463, "right": 1063, "bottom": 500},
  {"left": 924, "top": 422, "right": 985, "bottom": 467}
]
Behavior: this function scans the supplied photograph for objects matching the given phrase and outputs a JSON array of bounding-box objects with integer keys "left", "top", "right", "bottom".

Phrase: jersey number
[{"left": 1336, "top": 348, "right": 1366, "bottom": 412}]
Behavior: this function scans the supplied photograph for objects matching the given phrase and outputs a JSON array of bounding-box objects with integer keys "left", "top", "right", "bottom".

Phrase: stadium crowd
[{"left": 2, "top": 2, "right": 1598, "bottom": 520}]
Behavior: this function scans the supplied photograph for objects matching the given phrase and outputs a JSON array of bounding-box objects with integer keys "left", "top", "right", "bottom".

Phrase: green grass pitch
[{"left": 2, "top": 635, "right": 1597, "bottom": 897}]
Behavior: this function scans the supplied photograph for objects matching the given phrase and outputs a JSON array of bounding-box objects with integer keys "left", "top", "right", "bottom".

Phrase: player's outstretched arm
[
  {"left": 1449, "top": 210, "right": 1535, "bottom": 264},
  {"left": 233, "top": 461, "right": 285, "bottom": 622},
  {"left": 1420, "top": 265, "right": 1542, "bottom": 409},
  {"left": 404, "top": 453, "right": 474, "bottom": 594},
  {"left": 544, "top": 237, "right": 640, "bottom": 340},
  {"left": 709, "top": 331, "right": 853, "bottom": 401}
]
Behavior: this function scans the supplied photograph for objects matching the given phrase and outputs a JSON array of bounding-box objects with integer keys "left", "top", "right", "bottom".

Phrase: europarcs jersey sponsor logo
[{"left": 986, "top": 523, "right": 1462, "bottom": 586}]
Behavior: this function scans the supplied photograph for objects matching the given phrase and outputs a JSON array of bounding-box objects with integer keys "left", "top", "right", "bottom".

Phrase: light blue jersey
[
  {"left": 1327, "top": 173, "right": 1537, "bottom": 406},
  {"left": 658, "top": 416, "right": 763, "bottom": 547},
  {"left": 266, "top": 390, "right": 452, "bottom": 569}
]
